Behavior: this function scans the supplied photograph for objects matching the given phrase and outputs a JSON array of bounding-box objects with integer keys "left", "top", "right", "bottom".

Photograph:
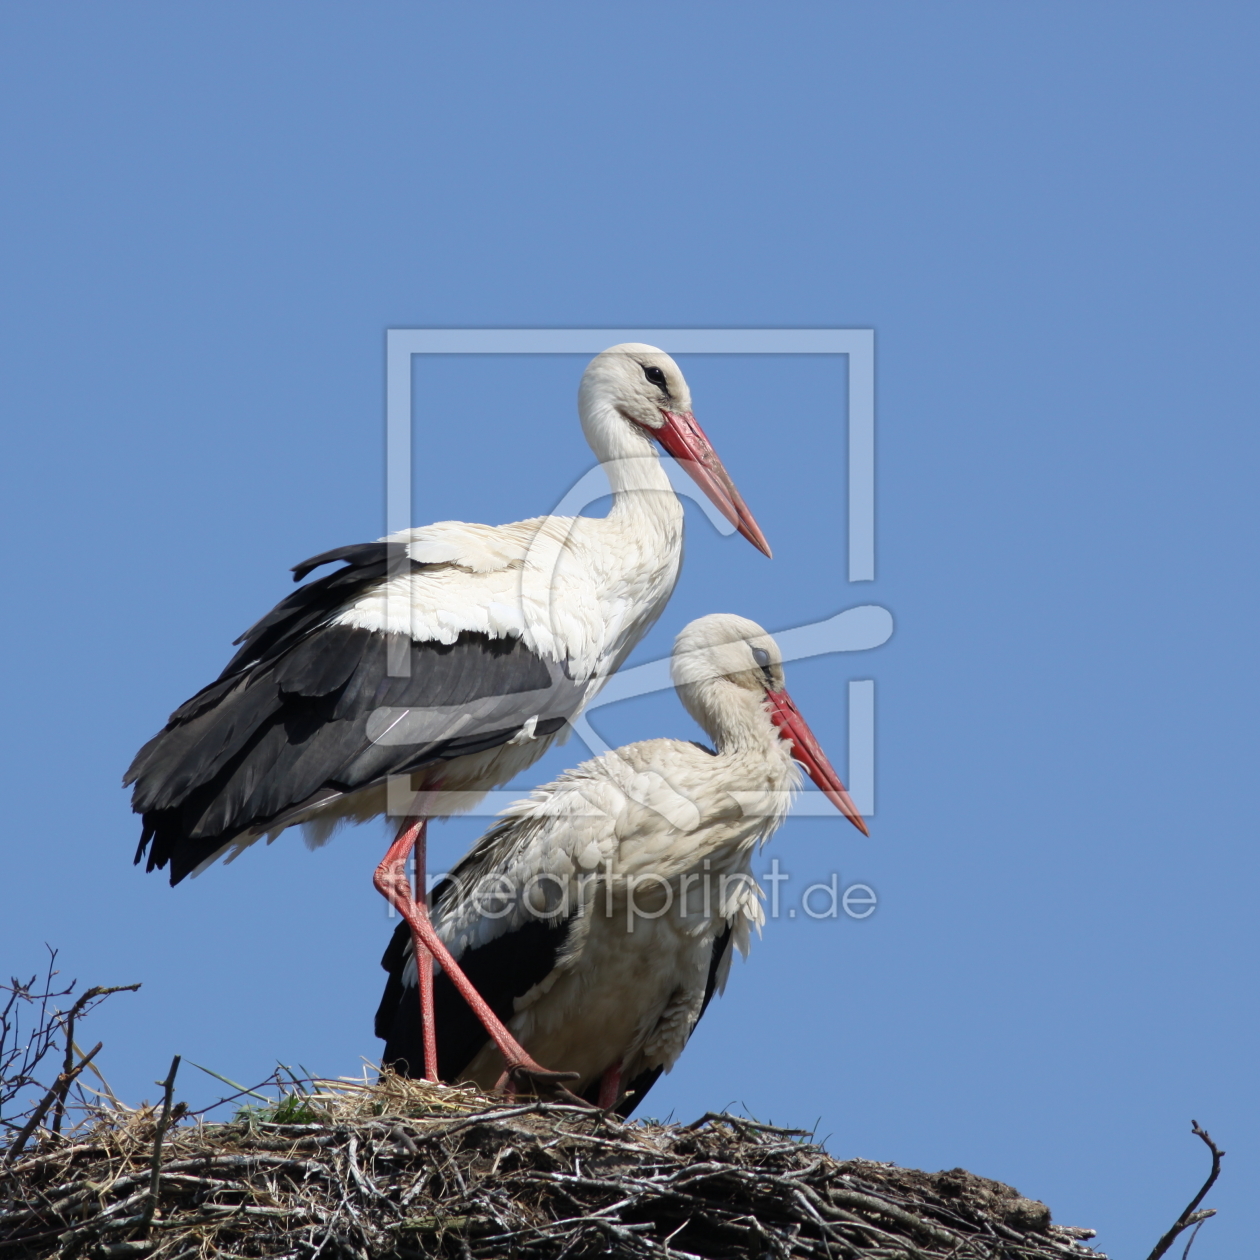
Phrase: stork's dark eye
[{"left": 643, "top": 365, "right": 669, "bottom": 391}]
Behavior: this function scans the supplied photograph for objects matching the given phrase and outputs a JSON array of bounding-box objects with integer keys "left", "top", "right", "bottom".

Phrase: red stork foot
[{"left": 495, "top": 1061, "right": 585, "bottom": 1105}]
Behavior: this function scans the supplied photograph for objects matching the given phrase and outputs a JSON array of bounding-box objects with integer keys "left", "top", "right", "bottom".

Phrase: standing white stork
[
  {"left": 125, "top": 345, "right": 769, "bottom": 1092},
  {"left": 375, "top": 613, "right": 869, "bottom": 1113}
]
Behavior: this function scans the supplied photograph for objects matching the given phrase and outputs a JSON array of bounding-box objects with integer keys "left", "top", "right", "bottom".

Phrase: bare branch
[
  {"left": 1144, "top": 1120, "right": 1225, "bottom": 1260},
  {"left": 138, "top": 1054, "right": 181, "bottom": 1233},
  {"left": 50, "top": 985, "right": 141, "bottom": 1134},
  {"left": 3, "top": 1041, "right": 102, "bottom": 1164}
]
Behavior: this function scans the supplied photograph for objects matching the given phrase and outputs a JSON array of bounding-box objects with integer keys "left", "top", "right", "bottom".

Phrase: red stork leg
[
  {"left": 373, "top": 819, "right": 438, "bottom": 1079},
  {"left": 374, "top": 816, "right": 580, "bottom": 1097},
  {"left": 597, "top": 1060, "right": 622, "bottom": 1111}
]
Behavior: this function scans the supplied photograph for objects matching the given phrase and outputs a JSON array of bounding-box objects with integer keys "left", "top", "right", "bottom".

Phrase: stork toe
[{"left": 496, "top": 1061, "right": 586, "bottom": 1105}]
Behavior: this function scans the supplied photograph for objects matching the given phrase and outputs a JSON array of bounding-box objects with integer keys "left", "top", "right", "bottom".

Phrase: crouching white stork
[
  {"left": 125, "top": 346, "right": 769, "bottom": 1093},
  {"left": 375, "top": 613, "right": 869, "bottom": 1113}
]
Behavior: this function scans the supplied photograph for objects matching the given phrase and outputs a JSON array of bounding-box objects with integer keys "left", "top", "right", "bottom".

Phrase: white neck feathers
[{"left": 679, "top": 678, "right": 784, "bottom": 759}]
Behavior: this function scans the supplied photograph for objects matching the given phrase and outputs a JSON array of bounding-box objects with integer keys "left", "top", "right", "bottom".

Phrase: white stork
[
  {"left": 125, "top": 345, "right": 769, "bottom": 1092},
  {"left": 375, "top": 613, "right": 869, "bottom": 1112}
]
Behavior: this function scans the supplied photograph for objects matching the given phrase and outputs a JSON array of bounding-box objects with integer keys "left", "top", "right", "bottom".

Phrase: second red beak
[{"left": 765, "top": 688, "right": 870, "bottom": 836}]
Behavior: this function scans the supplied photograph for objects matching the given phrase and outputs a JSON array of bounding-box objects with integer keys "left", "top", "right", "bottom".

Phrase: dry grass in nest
[{"left": 0, "top": 1071, "right": 1106, "bottom": 1260}]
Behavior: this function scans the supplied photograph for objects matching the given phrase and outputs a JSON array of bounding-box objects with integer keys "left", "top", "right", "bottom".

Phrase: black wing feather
[
  {"left": 376, "top": 903, "right": 574, "bottom": 1082},
  {"left": 223, "top": 542, "right": 417, "bottom": 678},
  {"left": 127, "top": 543, "right": 584, "bottom": 884},
  {"left": 290, "top": 542, "right": 393, "bottom": 584}
]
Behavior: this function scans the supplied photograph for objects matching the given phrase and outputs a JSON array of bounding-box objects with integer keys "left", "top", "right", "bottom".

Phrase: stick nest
[{"left": 1, "top": 1074, "right": 1105, "bottom": 1260}]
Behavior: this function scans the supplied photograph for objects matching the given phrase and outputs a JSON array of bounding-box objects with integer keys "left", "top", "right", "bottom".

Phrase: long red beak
[
  {"left": 765, "top": 688, "right": 870, "bottom": 836},
  {"left": 650, "top": 409, "right": 772, "bottom": 557}
]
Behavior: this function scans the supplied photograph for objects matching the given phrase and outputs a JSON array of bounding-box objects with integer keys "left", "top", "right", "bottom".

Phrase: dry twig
[
  {"left": 2, "top": 1042, "right": 102, "bottom": 1165},
  {"left": 50, "top": 985, "right": 141, "bottom": 1135},
  {"left": 0, "top": 952, "right": 140, "bottom": 1151},
  {"left": 1143, "top": 1121, "right": 1223, "bottom": 1260},
  {"left": 137, "top": 1054, "right": 181, "bottom": 1233}
]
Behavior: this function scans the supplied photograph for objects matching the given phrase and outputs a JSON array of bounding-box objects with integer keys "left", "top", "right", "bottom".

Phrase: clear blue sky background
[{"left": 1, "top": 5, "right": 1256, "bottom": 1256}]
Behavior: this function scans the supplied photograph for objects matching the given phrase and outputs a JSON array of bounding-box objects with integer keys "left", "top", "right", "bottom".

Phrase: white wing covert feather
[{"left": 330, "top": 517, "right": 650, "bottom": 683}]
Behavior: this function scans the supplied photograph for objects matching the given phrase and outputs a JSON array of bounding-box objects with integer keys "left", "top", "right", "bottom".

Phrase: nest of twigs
[{"left": 0, "top": 1072, "right": 1105, "bottom": 1260}]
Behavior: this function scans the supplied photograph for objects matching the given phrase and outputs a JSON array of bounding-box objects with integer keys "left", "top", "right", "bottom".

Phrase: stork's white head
[
  {"left": 671, "top": 613, "right": 869, "bottom": 835},
  {"left": 578, "top": 345, "right": 772, "bottom": 558},
  {"left": 579, "top": 343, "right": 694, "bottom": 431},
  {"left": 671, "top": 613, "right": 785, "bottom": 699}
]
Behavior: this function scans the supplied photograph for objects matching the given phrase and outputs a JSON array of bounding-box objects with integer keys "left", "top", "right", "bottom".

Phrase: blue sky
[{"left": 1, "top": 4, "right": 1257, "bottom": 1256}]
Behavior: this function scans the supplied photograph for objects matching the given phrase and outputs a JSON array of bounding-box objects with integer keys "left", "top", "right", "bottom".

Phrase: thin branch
[
  {"left": 1180, "top": 1216, "right": 1208, "bottom": 1260},
  {"left": 139, "top": 1054, "right": 181, "bottom": 1233},
  {"left": 0, "top": 950, "right": 74, "bottom": 1118},
  {"left": 1144, "top": 1120, "right": 1224, "bottom": 1260},
  {"left": 3, "top": 1041, "right": 102, "bottom": 1163},
  {"left": 50, "top": 984, "right": 140, "bottom": 1134}
]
